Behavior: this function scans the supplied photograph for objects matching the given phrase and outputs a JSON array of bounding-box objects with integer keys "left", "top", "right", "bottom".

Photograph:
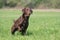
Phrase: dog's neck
[{"left": 22, "top": 13, "right": 30, "bottom": 20}]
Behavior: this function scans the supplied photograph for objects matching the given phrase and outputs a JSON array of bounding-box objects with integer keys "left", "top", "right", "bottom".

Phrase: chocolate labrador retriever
[{"left": 11, "top": 7, "right": 33, "bottom": 35}]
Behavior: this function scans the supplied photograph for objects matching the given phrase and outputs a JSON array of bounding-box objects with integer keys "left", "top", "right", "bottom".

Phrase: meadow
[{"left": 0, "top": 9, "right": 60, "bottom": 40}]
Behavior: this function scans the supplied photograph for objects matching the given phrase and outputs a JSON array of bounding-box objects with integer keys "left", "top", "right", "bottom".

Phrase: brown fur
[{"left": 11, "top": 7, "right": 33, "bottom": 35}]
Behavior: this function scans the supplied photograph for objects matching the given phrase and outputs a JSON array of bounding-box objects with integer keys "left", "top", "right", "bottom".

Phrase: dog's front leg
[{"left": 17, "top": 26, "right": 21, "bottom": 32}]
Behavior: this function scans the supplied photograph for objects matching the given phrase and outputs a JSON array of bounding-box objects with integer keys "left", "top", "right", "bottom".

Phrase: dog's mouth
[
  {"left": 24, "top": 12, "right": 31, "bottom": 16},
  {"left": 24, "top": 14, "right": 30, "bottom": 17}
]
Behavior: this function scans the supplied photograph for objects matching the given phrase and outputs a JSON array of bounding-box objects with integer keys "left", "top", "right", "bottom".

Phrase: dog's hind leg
[{"left": 11, "top": 26, "right": 17, "bottom": 35}]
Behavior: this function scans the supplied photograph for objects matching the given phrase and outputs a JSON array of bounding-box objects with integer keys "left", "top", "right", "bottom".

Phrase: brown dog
[{"left": 11, "top": 7, "right": 33, "bottom": 35}]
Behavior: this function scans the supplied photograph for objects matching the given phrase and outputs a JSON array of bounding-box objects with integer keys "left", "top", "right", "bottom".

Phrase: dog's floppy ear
[
  {"left": 22, "top": 8, "right": 25, "bottom": 13},
  {"left": 22, "top": 9, "right": 24, "bottom": 13},
  {"left": 30, "top": 9, "right": 33, "bottom": 13}
]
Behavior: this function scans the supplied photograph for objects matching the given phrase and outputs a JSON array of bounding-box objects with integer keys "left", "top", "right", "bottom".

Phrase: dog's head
[{"left": 22, "top": 7, "right": 33, "bottom": 16}]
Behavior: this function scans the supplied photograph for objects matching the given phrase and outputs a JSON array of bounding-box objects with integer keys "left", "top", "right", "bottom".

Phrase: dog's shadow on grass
[
  {"left": 16, "top": 31, "right": 33, "bottom": 36},
  {"left": 26, "top": 31, "right": 33, "bottom": 36}
]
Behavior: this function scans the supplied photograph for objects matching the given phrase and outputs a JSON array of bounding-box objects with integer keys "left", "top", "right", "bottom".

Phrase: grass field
[{"left": 0, "top": 9, "right": 60, "bottom": 40}]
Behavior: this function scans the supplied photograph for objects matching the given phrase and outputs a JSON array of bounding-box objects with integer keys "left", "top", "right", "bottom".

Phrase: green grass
[{"left": 0, "top": 9, "right": 60, "bottom": 40}]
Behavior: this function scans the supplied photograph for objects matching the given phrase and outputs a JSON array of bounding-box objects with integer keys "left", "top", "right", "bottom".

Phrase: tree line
[{"left": 0, "top": 0, "right": 60, "bottom": 9}]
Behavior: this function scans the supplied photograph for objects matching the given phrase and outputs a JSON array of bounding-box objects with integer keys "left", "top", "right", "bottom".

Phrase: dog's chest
[
  {"left": 24, "top": 16, "right": 29, "bottom": 22},
  {"left": 22, "top": 16, "right": 29, "bottom": 25}
]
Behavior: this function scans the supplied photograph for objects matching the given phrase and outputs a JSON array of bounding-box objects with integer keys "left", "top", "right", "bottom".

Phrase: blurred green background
[{"left": 0, "top": 0, "right": 60, "bottom": 9}]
